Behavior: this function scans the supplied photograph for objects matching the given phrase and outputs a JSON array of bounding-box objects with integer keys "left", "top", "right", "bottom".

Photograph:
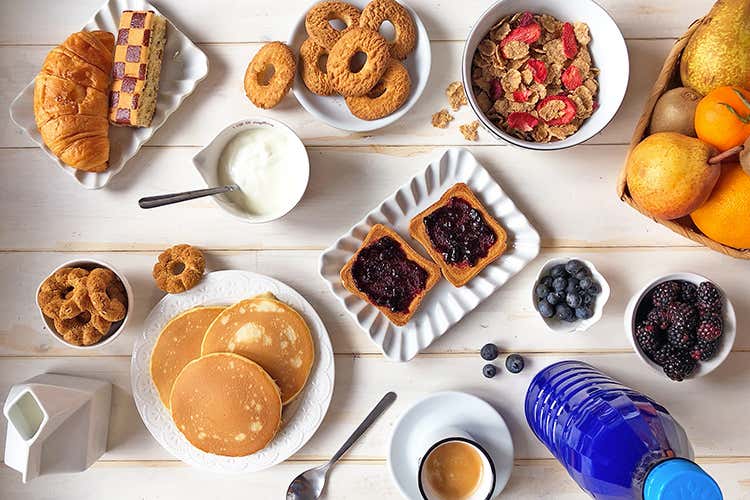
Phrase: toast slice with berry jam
[
  {"left": 340, "top": 224, "right": 440, "bottom": 326},
  {"left": 409, "top": 183, "right": 507, "bottom": 287}
]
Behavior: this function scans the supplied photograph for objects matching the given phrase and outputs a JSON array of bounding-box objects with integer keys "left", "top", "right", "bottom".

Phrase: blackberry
[
  {"left": 662, "top": 350, "right": 696, "bottom": 381},
  {"left": 696, "top": 315, "right": 723, "bottom": 342},
  {"left": 689, "top": 338, "right": 719, "bottom": 361},
  {"left": 635, "top": 323, "right": 664, "bottom": 355},
  {"left": 697, "top": 282, "right": 722, "bottom": 313},
  {"left": 646, "top": 308, "right": 670, "bottom": 331},
  {"left": 666, "top": 324, "right": 694, "bottom": 350},
  {"left": 651, "top": 281, "right": 681, "bottom": 308},
  {"left": 666, "top": 302, "right": 698, "bottom": 332},
  {"left": 650, "top": 344, "right": 677, "bottom": 367},
  {"left": 679, "top": 281, "right": 698, "bottom": 304}
]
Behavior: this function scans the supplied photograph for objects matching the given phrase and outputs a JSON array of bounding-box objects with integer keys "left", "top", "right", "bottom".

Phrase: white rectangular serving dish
[
  {"left": 319, "top": 148, "right": 541, "bottom": 361},
  {"left": 9, "top": 0, "right": 209, "bottom": 189}
]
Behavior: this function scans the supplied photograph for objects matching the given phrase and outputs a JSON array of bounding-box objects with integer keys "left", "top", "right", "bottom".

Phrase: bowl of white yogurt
[{"left": 193, "top": 118, "right": 309, "bottom": 223}]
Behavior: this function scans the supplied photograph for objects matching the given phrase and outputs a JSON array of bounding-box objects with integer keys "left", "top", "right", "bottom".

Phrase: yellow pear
[
  {"left": 626, "top": 133, "right": 720, "bottom": 220},
  {"left": 680, "top": 0, "right": 750, "bottom": 95}
]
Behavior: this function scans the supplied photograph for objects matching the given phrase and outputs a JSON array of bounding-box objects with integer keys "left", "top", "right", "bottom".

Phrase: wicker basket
[{"left": 616, "top": 19, "right": 750, "bottom": 259}]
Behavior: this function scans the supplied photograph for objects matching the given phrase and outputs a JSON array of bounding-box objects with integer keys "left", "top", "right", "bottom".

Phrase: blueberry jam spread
[
  {"left": 351, "top": 236, "right": 428, "bottom": 314},
  {"left": 424, "top": 197, "right": 497, "bottom": 267}
]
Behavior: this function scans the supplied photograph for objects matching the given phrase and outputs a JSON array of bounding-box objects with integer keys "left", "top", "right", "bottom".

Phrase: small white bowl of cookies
[{"left": 35, "top": 259, "right": 133, "bottom": 350}]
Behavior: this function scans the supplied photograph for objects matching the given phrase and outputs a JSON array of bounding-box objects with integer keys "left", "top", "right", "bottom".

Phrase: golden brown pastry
[{"left": 34, "top": 31, "right": 114, "bottom": 172}]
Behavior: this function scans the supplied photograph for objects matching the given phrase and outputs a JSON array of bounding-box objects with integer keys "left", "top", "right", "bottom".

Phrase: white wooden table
[{"left": 1, "top": 1, "right": 749, "bottom": 498}]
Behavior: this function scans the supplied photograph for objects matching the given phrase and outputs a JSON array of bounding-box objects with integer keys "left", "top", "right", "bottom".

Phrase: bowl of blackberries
[
  {"left": 626, "top": 274, "right": 736, "bottom": 382},
  {"left": 532, "top": 258, "right": 610, "bottom": 333}
]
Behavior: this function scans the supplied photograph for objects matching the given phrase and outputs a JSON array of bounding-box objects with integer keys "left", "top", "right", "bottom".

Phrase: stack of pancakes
[{"left": 149, "top": 293, "right": 315, "bottom": 457}]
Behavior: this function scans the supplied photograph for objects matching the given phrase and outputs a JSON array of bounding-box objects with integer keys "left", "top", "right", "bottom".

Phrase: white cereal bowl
[
  {"left": 288, "top": 0, "right": 431, "bottom": 132},
  {"left": 625, "top": 273, "right": 737, "bottom": 380},
  {"left": 462, "top": 0, "right": 629, "bottom": 150},
  {"left": 35, "top": 259, "right": 134, "bottom": 350},
  {"left": 192, "top": 118, "right": 310, "bottom": 224},
  {"left": 532, "top": 257, "right": 610, "bottom": 333}
]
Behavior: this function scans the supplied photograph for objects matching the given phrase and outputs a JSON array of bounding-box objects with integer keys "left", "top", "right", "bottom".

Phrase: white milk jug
[{"left": 3, "top": 373, "right": 111, "bottom": 482}]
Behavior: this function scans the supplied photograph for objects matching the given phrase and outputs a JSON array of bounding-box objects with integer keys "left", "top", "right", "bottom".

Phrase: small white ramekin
[
  {"left": 531, "top": 257, "right": 610, "bottom": 334},
  {"left": 625, "top": 273, "right": 736, "bottom": 380},
  {"left": 35, "top": 259, "right": 133, "bottom": 350}
]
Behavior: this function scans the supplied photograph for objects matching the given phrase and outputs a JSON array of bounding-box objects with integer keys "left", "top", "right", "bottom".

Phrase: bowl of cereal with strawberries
[{"left": 462, "top": 0, "right": 628, "bottom": 150}]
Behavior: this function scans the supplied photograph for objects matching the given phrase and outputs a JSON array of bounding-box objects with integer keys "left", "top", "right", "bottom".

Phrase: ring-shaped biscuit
[
  {"left": 360, "top": 0, "right": 417, "bottom": 60},
  {"left": 328, "top": 28, "right": 390, "bottom": 97},
  {"left": 305, "top": 1, "right": 361, "bottom": 49},
  {"left": 38, "top": 268, "right": 89, "bottom": 320},
  {"left": 244, "top": 42, "right": 296, "bottom": 109},
  {"left": 152, "top": 244, "right": 206, "bottom": 294},
  {"left": 86, "top": 268, "right": 128, "bottom": 322},
  {"left": 345, "top": 59, "right": 411, "bottom": 120},
  {"left": 54, "top": 310, "right": 112, "bottom": 346},
  {"left": 299, "top": 38, "right": 334, "bottom": 96}
]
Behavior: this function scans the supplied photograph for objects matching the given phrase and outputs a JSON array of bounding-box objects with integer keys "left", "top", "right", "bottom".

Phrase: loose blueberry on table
[
  {"left": 482, "top": 364, "right": 497, "bottom": 378},
  {"left": 505, "top": 354, "right": 524, "bottom": 374},
  {"left": 423, "top": 197, "right": 497, "bottom": 267},
  {"left": 535, "top": 260, "right": 600, "bottom": 324},
  {"left": 634, "top": 280, "right": 724, "bottom": 381},
  {"left": 351, "top": 236, "right": 428, "bottom": 313},
  {"left": 480, "top": 343, "right": 499, "bottom": 361}
]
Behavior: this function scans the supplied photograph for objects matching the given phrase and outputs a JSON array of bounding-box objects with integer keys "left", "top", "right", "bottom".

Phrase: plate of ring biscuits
[
  {"left": 130, "top": 269, "right": 334, "bottom": 472},
  {"left": 286, "top": 0, "right": 431, "bottom": 131},
  {"left": 320, "top": 147, "right": 541, "bottom": 361}
]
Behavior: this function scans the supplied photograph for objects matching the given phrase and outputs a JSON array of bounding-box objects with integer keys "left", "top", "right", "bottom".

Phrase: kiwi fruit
[{"left": 649, "top": 87, "right": 702, "bottom": 136}]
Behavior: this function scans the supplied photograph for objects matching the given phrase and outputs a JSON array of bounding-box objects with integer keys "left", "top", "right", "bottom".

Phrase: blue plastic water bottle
[{"left": 525, "top": 361, "right": 723, "bottom": 500}]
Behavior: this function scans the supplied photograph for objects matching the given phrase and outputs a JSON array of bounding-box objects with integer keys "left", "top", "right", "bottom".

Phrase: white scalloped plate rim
[
  {"left": 9, "top": 0, "right": 209, "bottom": 189},
  {"left": 319, "top": 148, "right": 541, "bottom": 361},
  {"left": 130, "top": 270, "right": 335, "bottom": 473}
]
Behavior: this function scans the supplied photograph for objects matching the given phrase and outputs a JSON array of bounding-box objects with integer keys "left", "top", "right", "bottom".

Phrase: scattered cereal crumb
[
  {"left": 431, "top": 109, "right": 454, "bottom": 129},
  {"left": 459, "top": 120, "right": 480, "bottom": 141},
  {"left": 446, "top": 81, "right": 468, "bottom": 111}
]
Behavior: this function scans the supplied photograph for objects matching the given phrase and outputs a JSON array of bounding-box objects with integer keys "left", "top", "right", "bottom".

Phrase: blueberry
[
  {"left": 555, "top": 304, "right": 575, "bottom": 322},
  {"left": 546, "top": 292, "right": 561, "bottom": 306},
  {"left": 565, "top": 260, "right": 585, "bottom": 275},
  {"left": 579, "top": 277, "right": 593, "bottom": 290},
  {"left": 480, "top": 343, "right": 498, "bottom": 361},
  {"left": 552, "top": 277, "right": 568, "bottom": 292},
  {"left": 483, "top": 364, "right": 497, "bottom": 378},
  {"left": 536, "top": 283, "right": 550, "bottom": 299},
  {"left": 575, "top": 269, "right": 590, "bottom": 281},
  {"left": 566, "top": 292, "right": 582, "bottom": 308},
  {"left": 541, "top": 276, "right": 554, "bottom": 287},
  {"left": 582, "top": 294, "right": 594, "bottom": 305},
  {"left": 505, "top": 354, "right": 525, "bottom": 374},
  {"left": 575, "top": 306, "right": 594, "bottom": 319},
  {"left": 538, "top": 300, "right": 554, "bottom": 318},
  {"left": 566, "top": 278, "right": 580, "bottom": 294},
  {"left": 550, "top": 265, "right": 567, "bottom": 279},
  {"left": 587, "top": 281, "right": 602, "bottom": 295}
]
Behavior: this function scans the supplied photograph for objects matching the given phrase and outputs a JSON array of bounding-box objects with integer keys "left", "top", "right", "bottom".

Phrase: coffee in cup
[{"left": 418, "top": 436, "right": 494, "bottom": 500}]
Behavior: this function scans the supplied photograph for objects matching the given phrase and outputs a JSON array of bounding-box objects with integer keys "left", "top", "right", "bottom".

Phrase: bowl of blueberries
[{"left": 532, "top": 258, "right": 609, "bottom": 333}]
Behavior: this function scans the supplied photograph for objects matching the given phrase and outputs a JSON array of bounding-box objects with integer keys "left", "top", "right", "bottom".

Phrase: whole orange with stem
[
  {"left": 695, "top": 86, "right": 750, "bottom": 152},
  {"left": 691, "top": 163, "right": 750, "bottom": 249}
]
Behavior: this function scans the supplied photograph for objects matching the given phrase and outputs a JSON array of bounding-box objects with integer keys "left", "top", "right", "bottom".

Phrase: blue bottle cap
[{"left": 644, "top": 458, "right": 723, "bottom": 500}]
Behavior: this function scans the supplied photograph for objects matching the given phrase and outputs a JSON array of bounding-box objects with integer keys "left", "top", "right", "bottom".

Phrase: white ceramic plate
[
  {"left": 130, "top": 270, "right": 334, "bottom": 472},
  {"left": 462, "top": 0, "right": 629, "bottom": 150},
  {"left": 319, "top": 148, "right": 540, "bottom": 361},
  {"left": 389, "top": 391, "right": 514, "bottom": 500},
  {"left": 9, "top": 0, "right": 209, "bottom": 189},
  {"left": 288, "top": 0, "right": 431, "bottom": 132}
]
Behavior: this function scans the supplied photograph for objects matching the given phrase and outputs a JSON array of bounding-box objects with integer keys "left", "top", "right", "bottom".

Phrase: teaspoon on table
[
  {"left": 286, "top": 392, "right": 397, "bottom": 500},
  {"left": 138, "top": 184, "right": 240, "bottom": 209}
]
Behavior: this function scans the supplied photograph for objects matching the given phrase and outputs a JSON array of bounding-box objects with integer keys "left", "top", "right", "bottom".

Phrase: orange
[
  {"left": 695, "top": 86, "right": 750, "bottom": 152},
  {"left": 691, "top": 163, "right": 750, "bottom": 249}
]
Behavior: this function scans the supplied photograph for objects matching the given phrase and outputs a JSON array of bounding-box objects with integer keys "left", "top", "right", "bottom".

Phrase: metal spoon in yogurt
[{"left": 138, "top": 184, "right": 240, "bottom": 209}]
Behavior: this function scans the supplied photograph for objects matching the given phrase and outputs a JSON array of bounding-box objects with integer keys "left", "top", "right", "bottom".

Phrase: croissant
[{"left": 34, "top": 31, "right": 114, "bottom": 172}]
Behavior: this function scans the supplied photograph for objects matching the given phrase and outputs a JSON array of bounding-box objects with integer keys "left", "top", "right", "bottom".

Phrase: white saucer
[{"left": 388, "top": 391, "right": 514, "bottom": 499}]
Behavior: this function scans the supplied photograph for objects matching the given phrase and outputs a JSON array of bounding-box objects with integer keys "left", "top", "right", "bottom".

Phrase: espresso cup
[{"left": 417, "top": 427, "right": 495, "bottom": 500}]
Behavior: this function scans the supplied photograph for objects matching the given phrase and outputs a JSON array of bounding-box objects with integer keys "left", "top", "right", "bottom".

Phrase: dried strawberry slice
[
  {"left": 501, "top": 23, "right": 542, "bottom": 47},
  {"left": 537, "top": 95, "right": 577, "bottom": 125},
  {"left": 490, "top": 78, "right": 503, "bottom": 101},
  {"left": 561, "top": 65, "right": 583, "bottom": 90},
  {"left": 561, "top": 22, "right": 578, "bottom": 59},
  {"left": 527, "top": 59, "right": 548, "bottom": 84},
  {"left": 513, "top": 89, "right": 533, "bottom": 102},
  {"left": 507, "top": 112, "right": 539, "bottom": 132},
  {"left": 517, "top": 11, "right": 534, "bottom": 27}
]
